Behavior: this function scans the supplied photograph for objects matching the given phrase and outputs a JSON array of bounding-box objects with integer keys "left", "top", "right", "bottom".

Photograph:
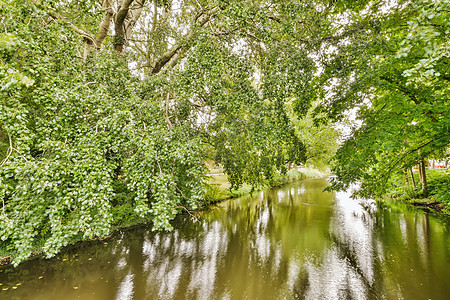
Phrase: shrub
[{"left": 427, "top": 170, "right": 450, "bottom": 204}]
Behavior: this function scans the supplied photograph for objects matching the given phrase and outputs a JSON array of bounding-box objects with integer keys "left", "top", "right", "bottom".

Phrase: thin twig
[
  {"left": 0, "top": 134, "right": 13, "bottom": 167},
  {"left": 12, "top": 148, "right": 31, "bottom": 163},
  {"left": 1, "top": 196, "right": 5, "bottom": 216},
  {"left": 156, "top": 160, "right": 163, "bottom": 174},
  {"left": 174, "top": 206, "right": 199, "bottom": 221},
  {"left": 165, "top": 92, "right": 174, "bottom": 128}
]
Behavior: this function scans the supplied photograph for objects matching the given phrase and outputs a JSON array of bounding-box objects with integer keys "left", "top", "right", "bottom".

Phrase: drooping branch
[
  {"left": 41, "top": 7, "right": 98, "bottom": 60},
  {"left": 381, "top": 138, "right": 435, "bottom": 188},
  {"left": 45, "top": 10, "right": 97, "bottom": 47},
  {"left": 380, "top": 76, "right": 420, "bottom": 105},
  {"left": 380, "top": 75, "right": 439, "bottom": 123},
  {"left": 35, "top": 0, "right": 113, "bottom": 59}
]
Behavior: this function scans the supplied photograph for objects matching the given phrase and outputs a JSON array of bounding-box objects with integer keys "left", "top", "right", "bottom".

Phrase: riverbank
[
  {"left": 203, "top": 167, "right": 327, "bottom": 204},
  {"left": 386, "top": 169, "right": 450, "bottom": 215},
  {"left": 386, "top": 197, "right": 450, "bottom": 216},
  {"left": 0, "top": 167, "right": 327, "bottom": 267}
]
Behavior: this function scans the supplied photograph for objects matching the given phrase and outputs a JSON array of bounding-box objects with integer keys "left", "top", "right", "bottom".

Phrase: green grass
[
  {"left": 203, "top": 174, "right": 253, "bottom": 203},
  {"left": 296, "top": 167, "right": 325, "bottom": 178}
]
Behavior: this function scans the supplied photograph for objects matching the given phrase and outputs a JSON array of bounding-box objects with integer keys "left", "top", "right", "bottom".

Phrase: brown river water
[{"left": 0, "top": 178, "right": 449, "bottom": 299}]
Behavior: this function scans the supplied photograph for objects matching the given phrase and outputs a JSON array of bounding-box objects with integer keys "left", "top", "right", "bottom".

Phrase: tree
[
  {"left": 287, "top": 102, "right": 339, "bottom": 170},
  {"left": 0, "top": 0, "right": 207, "bottom": 264},
  {"left": 318, "top": 0, "right": 450, "bottom": 197}
]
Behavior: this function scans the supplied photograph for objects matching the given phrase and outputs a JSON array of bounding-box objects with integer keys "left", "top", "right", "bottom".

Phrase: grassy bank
[{"left": 386, "top": 169, "right": 450, "bottom": 215}]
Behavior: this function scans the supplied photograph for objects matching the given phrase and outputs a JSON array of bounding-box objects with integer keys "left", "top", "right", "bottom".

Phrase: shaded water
[{"left": 1, "top": 178, "right": 449, "bottom": 299}]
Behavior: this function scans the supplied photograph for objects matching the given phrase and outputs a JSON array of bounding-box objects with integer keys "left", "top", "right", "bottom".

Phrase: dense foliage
[
  {"left": 388, "top": 168, "right": 450, "bottom": 213},
  {"left": 321, "top": 0, "right": 450, "bottom": 197},
  {"left": 0, "top": 1, "right": 208, "bottom": 264},
  {"left": 427, "top": 170, "right": 450, "bottom": 207}
]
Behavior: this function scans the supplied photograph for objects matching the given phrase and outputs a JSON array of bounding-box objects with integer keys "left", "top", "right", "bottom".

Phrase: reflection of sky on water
[
  {"left": 116, "top": 220, "right": 229, "bottom": 300},
  {"left": 104, "top": 179, "right": 448, "bottom": 299},
  {"left": 254, "top": 207, "right": 271, "bottom": 264},
  {"left": 106, "top": 180, "right": 448, "bottom": 299},
  {"left": 302, "top": 187, "right": 377, "bottom": 299},
  {"left": 188, "top": 221, "right": 227, "bottom": 300},
  {"left": 277, "top": 190, "right": 286, "bottom": 203},
  {"left": 115, "top": 274, "right": 134, "bottom": 300},
  {"left": 1, "top": 179, "right": 448, "bottom": 300},
  {"left": 305, "top": 249, "right": 366, "bottom": 300},
  {"left": 110, "top": 180, "right": 362, "bottom": 298}
]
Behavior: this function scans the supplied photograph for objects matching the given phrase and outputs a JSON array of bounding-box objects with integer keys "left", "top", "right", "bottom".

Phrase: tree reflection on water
[{"left": 0, "top": 179, "right": 449, "bottom": 300}]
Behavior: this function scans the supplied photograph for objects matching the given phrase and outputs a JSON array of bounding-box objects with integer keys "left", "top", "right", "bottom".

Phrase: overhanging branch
[{"left": 45, "top": 10, "right": 97, "bottom": 48}]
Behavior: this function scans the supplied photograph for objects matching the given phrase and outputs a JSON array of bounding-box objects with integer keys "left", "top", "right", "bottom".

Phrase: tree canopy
[{"left": 320, "top": 0, "right": 449, "bottom": 197}]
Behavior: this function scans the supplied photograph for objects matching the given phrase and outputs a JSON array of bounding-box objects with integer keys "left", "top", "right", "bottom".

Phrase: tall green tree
[{"left": 318, "top": 0, "right": 450, "bottom": 197}]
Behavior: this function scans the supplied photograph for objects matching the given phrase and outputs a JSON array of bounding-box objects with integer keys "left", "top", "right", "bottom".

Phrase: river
[{"left": 0, "top": 178, "right": 449, "bottom": 299}]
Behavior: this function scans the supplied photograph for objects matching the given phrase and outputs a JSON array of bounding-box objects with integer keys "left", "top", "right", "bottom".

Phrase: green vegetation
[
  {"left": 204, "top": 168, "right": 326, "bottom": 203},
  {"left": 0, "top": 0, "right": 448, "bottom": 266},
  {"left": 322, "top": 0, "right": 450, "bottom": 199},
  {"left": 0, "top": 0, "right": 345, "bottom": 265},
  {"left": 388, "top": 169, "right": 450, "bottom": 214},
  {"left": 428, "top": 171, "right": 450, "bottom": 208}
]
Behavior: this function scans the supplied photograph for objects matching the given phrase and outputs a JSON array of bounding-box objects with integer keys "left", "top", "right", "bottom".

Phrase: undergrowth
[{"left": 388, "top": 169, "right": 450, "bottom": 213}]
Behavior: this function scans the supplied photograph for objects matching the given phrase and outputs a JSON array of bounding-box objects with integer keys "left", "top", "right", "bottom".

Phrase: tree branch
[
  {"left": 94, "top": 0, "right": 114, "bottom": 49},
  {"left": 150, "top": 6, "right": 219, "bottom": 74},
  {"left": 174, "top": 205, "right": 199, "bottom": 221},
  {"left": 165, "top": 92, "right": 174, "bottom": 128},
  {"left": 380, "top": 75, "right": 439, "bottom": 123},
  {"left": 45, "top": 10, "right": 97, "bottom": 48},
  {"left": 382, "top": 139, "right": 435, "bottom": 187}
]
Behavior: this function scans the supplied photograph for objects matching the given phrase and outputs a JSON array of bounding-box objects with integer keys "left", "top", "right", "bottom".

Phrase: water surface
[{"left": 1, "top": 178, "right": 449, "bottom": 299}]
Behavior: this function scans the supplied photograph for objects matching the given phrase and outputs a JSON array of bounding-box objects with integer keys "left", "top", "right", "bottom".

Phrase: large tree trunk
[
  {"left": 125, "top": 0, "right": 146, "bottom": 42},
  {"left": 114, "top": 0, "right": 135, "bottom": 52},
  {"left": 113, "top": 0, "right": 146, "bottom": 52}
]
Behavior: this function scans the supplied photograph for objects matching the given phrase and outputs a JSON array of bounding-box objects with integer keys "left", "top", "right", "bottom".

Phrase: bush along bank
[{"left": 386, "top": 169, "right": 450, "bottom": 215}]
